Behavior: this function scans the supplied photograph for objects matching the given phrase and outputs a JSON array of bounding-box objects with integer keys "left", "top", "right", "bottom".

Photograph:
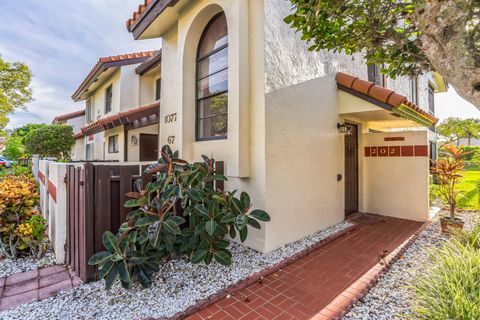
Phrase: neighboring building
[
  {"left": 122, "top": 0, "right": 449, "bottom": 253},
  {"left": 52, "top": 109, "right": 86, "bottom": 160},
  {"left": 72, "top": 51, "right": 161, "bottom": 162}
]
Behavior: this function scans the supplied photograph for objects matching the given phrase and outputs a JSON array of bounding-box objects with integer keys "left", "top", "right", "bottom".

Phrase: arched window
[{"left": 196, "top": 12, "right": 228, "bottom": 140}]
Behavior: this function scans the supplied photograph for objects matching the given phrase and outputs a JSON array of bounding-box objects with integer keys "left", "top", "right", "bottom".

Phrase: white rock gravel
[
  {"left": 343, "top": 211, "right": 479, "bottom": 320},
  {"left": 0, "top": 245, "right": 56, "bottom": 278},
  {"left": 0, "top": 221, "right": 353, "bottom": 320}
]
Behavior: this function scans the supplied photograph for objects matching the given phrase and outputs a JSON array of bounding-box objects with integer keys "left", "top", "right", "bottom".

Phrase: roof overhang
[
  {"left": 127, "top": 0, "right": 183, "bottom": 40},
  {"left": 52, "top": 109, "right": 85, "bottom": 124},
  {"left": 80, "top": 102, "right": 160, "bottom": 136},
  {"left": 72, "top": 52, "right": 158, "bottom": 102},
  {"left": 136, "top": 51, "right": 162, "bottom": 75},
  {"left": 336, "top": 72, "right": 438, "bottom": 128}
]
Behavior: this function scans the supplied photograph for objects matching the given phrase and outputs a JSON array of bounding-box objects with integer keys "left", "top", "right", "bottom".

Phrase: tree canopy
[
  {"left": 23, "top": 124, "right": 74, "bottom": 159},
  {"left": 2, "top": 123, "right": 47, "bottom": 160},
  {"left": 0, "top": 55, "right": 33, "bottom": 129},
  {"left": 437, "top": 117, "right": 480, "bottom": 145},
  {"left": 284, "top": 0, "right": 480, "bottom": 108}
]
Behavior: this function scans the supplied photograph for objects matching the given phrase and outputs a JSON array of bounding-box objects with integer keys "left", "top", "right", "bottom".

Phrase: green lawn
[{"left": 457, "top": 170, "right": 480, "bottom": 210}]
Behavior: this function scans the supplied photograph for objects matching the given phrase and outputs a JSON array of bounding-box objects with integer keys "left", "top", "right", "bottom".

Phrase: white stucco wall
[
  {"left": 361, "top": 131, "right": 430, "bottom": 221},
  {"left": 119, "top": 65, "right": 141, "bottom": 111},
  {"left": 127, "top": 124, "right": 159, "bottom": 162},
  {"left": 264, "top": 76, "right": 344, "bottom": 251},
  {"left": 139, "top": 67, "right": 161, "bottom": 106},
  {"left": 73, "top": 138, "right": 85, "bottom": 161},
  {"left": 104, "top": 126, "right": 125, "bottom": 161},
  {"left": 66, "top": 115, "right": 86, "bottom": 134},
  {"left": 158, "top": 0, "right": 267, "bottom": 251},
  {"left": 47, "top": 162, "right": 68, "bottom": 263},
  {"left": 264, "top": 0, "right": 435, "bottom": 115}
]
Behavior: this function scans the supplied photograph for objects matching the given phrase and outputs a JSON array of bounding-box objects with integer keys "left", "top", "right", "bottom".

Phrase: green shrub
[
  {"left": 465, "top": 161, "right": 480, "bottom": 171},
  {"left": 429, "top": 183, "right": 443, "bottom": 206},
  {"left": 89, "top": 145, "right": 270, "bottom": 290},
  {"left": 413, "top": 227, "right": 480, "bottom": 319},
  {"left": 0, "top": 164, "right": 31, "bottom": 177},
  {"left": 463, "top": 146, "right": 480, "bottom": 161}
]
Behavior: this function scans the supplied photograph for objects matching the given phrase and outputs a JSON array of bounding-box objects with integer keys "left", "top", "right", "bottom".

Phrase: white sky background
[
  {"left": 435, "top": 88, "right": 480, "bottom": 121},
  {"left": 0, "top": 1, "right": 479, "bottom": 129}
]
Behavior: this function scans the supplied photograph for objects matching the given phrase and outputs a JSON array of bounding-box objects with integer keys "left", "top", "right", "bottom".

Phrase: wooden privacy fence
[{"left": 65, "top": 161, "right": 224, "bottom": 282}]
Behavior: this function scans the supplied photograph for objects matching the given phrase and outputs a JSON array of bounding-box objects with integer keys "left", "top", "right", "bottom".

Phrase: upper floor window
[
  {"left": 155, "top": 78, "right": 161, "bottom": 101},
  {"left": 367, "top": 64, "right": 385, "bottom": 87},
  {"left": 196, "top": 12, "right": 228, "bottom": 141},
  {"left": 105, "top": 85, "right": 113, "bottom": 114},
  {"left": 108, "top": 135, "right": 119, "bottom": 153},
  {"left": 86, "top": 99, "right": 93, "bottom": 123},
  {"left": 410, "top": 76, "right": 418, "bottom": 105},
  {"left": 428, "top": 84, "right": 435, "bottom": 114}
]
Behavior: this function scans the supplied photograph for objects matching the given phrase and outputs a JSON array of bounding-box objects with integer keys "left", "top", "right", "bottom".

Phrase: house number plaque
[
  {"left": 167, "top": 136, "right": 175, "bottom": 144},
  {"left": 164, "top": 113, "right": 177, "bottom": 124}
]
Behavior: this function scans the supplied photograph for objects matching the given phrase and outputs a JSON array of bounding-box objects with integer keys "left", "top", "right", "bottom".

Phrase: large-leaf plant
[{"left": 89, "top": 145, "right": 270, "bottom": 289}]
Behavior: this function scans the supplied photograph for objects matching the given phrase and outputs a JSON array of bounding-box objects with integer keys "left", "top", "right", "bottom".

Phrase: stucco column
[{"left": 227, "top": 0, "right": 250, "bottom": 177}]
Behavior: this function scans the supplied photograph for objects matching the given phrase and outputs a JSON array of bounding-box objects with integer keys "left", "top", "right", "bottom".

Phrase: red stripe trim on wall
[
  {"left": 364, "top": 145, "right": 428, "bottom": 157},
  {"left": 48, "top": 180, "right": 57, "bottom": 203},
  {"left": 38, "top": 171, "right": 45, "bottom": 184}
]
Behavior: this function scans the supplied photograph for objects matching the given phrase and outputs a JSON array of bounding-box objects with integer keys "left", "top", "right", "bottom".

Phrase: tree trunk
[
  {"left": 415, "top": 0, "right": 480, "bottom": 109},
  {"left": 450, "top": 202, "right": 456, "bottom": 219},
  {"left": 468, "top": 133, "right": 471, "bottom": 146}
]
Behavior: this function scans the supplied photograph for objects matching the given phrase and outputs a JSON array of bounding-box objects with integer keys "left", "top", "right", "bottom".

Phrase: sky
[
  {"left": 0, "top": 1, "right": 479, "bottom": 130},
  {"left": 0, "top": 0, "right": 158, "bottom": 129}
]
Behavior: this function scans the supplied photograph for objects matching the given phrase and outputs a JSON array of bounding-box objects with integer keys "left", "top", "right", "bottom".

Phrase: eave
[{"left": 336, "top": 72, "right": 438, "bottom": 127}]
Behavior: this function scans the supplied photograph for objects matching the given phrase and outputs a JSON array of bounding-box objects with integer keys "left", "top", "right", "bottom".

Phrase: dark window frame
[
  {"left": 108, "top": 134, "right": 119, "bottom": 153},
  {"left": 86, "top": 98, "right": 93, "bottom": 123},
  {"left": 195, "top": 12, "right": 228, "bottom": 142},
  {"left": 410, "top": 76, "right": 419, "bottom": 105},
  {"left": 155, "top": 78, "right": 161, "bottom": 101},
  {"left": 105, "top": 84, "right": 113, "bottom": 114},
  {"left": 367, "top": 64, "right": 385, "bottom": 87},
  {"left": 428, "top": 84, "right": 435, "bottom": 115}
]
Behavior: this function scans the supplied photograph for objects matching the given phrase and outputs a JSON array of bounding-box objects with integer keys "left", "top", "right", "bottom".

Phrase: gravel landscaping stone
[
  {"left": 0, "top": 221, "right": 353, "bottom": 319},
  {"left": 0, "top": 245, "right": 56, "bottom": 278},
  {"left": 344, "top": 211, "right": 479, "bottom": 320}
]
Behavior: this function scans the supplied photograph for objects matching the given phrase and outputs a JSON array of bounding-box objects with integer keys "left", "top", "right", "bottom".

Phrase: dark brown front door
[
  {"left": 139, "top": 134, "right": 159, "bottom": 161},
  {"left": 344, "top": 123, "right": 358, "bottom": 216}
]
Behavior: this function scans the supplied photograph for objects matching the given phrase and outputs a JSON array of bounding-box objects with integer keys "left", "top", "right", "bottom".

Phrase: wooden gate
[{"left": 65, "top": 161, "right": 224, "bottom": 282}]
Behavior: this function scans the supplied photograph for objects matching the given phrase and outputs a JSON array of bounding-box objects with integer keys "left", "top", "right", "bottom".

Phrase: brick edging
[
  {"left": 154, "top": 223, "right": 359, "bottom": 320},
  {"left": 314, "top": 222, "right": 430, "bottom": 320}
]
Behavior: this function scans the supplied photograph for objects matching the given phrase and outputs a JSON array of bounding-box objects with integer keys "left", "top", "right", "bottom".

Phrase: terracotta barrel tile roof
[
  {"left": 126, "top": 0, "right": 153, "bottom": 30},
  {"left": 72, "top": 51, "right": 158, "bottom": 101},
  {"left": 136, "top": 50, "right": 162, "bottom": 75},
  {"left": 52, "top": 109, "right": 85, "bottom": 124},
  {"left": 126, "top": 0, "right": 178, "bottom": 34},
  {"left": 80, "top": 101, "right": 160, "bottom": 136},
  {"left": 335, "top": 72, "right": 438, "bottom": 125}
]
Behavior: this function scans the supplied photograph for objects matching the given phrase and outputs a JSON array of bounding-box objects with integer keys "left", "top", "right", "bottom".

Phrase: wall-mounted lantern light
[
  {"left": 131, "top": 135, "right": 138, "bottom": 145},
  {"left": 337, "top": 123, "right": 353, "bottom": 135}
]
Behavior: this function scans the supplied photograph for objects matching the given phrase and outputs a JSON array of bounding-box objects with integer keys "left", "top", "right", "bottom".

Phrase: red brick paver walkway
[
  {"left": 0, "top": 265, "right": 81, "bottom": 311},
  {"left": 186, "top": 213, "right": 423, "bottom": 320}
]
